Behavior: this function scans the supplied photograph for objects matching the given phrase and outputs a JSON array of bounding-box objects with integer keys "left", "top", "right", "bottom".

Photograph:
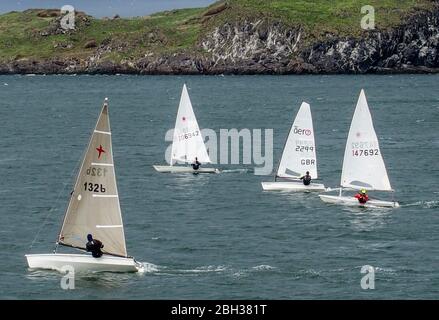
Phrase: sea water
[{"left": 0, "top": 74, "right": 438, "bottom": 299}]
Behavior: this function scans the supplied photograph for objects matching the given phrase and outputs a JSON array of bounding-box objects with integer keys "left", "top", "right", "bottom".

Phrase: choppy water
[{"left": 0, "top": 74, "right": 438, "bottom": 299}]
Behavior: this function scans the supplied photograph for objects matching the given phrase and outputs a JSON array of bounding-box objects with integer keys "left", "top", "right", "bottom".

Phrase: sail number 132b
[{"left": 84, "top": 182, "right": 106, "bottom": 193}]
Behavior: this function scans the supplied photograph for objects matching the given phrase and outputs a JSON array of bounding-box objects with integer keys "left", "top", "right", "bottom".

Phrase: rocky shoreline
[{"left": 1, "top": 7, "right": 439, "bottom": 75}]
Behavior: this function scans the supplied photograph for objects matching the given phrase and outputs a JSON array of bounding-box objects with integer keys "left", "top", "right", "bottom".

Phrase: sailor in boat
[
  {"left": 191, "top": 157, "right": 201, "bottom": 171},
  {"left": 300, "top": 171, "right": 312, "bottom": 186},
  {"left": 354, "top": 189, "right": 369, "bottom": 204},
  {"left": 86, "top": 234, "right": 104, "bottom": 258}
]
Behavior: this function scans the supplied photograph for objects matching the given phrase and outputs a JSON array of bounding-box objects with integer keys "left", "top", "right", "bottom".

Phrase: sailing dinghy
[
  {"left": 319, "top": 90, "right": 399, "bottom": 208},
  {"left": 26, "top": 98, "right": 144, "bottom": 272},
  {"left": 262, "top": 102, "right": 325, "bottom": 191},
  {"left": 153, "top": 84, "right": 219, "bottom": 173}
]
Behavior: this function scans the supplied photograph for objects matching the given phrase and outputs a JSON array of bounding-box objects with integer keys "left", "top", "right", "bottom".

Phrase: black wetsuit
[
  {"left": 191, "top": 160, "right": 201, "bottom": 170},
  {"left": 301, "top": 174, "right": 312, "bottom": 186},
  {"left": 86, "top": 239, "right": 104, "bottom": 258}
]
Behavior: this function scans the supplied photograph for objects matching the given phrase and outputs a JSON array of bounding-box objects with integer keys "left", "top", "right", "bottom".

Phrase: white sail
[
  {"left": 277, "top": 102, "right": 318, "bottom": 179},
  {"left": 58, "top": 100, "right": 128, "bottom": 257},
  {"left": 170, "top": 84, "right": 211, "bottom": 165},
  {"left": 340, "top": 89, "right": 392, "bottom": 191}
]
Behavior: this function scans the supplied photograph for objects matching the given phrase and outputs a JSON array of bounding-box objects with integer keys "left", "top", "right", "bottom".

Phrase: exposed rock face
[
  {"left": 301, "top": 10, "right": 439, "bottom": 73},
  {"left": 201, "top": 20, "right": 302, "bottom": 73},
  {"left": 199, "top": 8, "right": 439, "bottom": 74},
  {"left": 1, "top": 7, "right": 439, "bottom": 74}
]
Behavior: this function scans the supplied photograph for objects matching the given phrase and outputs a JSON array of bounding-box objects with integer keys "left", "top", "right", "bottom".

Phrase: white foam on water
[
  {"left": 184, "top": 265, "right": 227, "bottom": 273},
  {"left": 137, "top": 262, "right": 159, "bottom": 273},
  {"left": 252, "top": 264, "right": 275, "bottom": 271},
  {"left": 374, "top": 267, "right": 397, "bottom": 274},
  {"left": 221, "top": 168, "right": 251, "bottom": 173},
  {"left": 403, "top": 200, "right": 439, "bottom": 208}
]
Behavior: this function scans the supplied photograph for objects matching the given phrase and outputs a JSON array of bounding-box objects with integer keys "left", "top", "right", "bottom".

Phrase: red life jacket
[{"left": 355, "top": 193, "right": 369, "bottom": 204}]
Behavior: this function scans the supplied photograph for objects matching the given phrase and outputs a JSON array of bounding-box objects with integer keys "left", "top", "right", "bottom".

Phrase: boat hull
[
  {"left": 319, "top": 195, "right": 400, "bottom": 208},
  {"left": 261, "top": 181, "right": 326, "bottom": 192},
  {"left": 25, "top": 253, "right": 142, "bottom": 273},
  {"left": 153, "top": 165, "right": 219, "bottom": 174}
]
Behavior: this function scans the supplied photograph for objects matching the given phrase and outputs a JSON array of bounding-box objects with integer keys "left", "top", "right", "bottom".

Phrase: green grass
[
  {"left": 0, "top": 0, "right": 435, "bottom": 62},
  {"left": 209, "top": 0, "right": 434, "bottom": 36}
]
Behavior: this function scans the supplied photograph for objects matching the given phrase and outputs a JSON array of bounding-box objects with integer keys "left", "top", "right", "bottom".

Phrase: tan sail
[{"left": 58, "top": 99, "right": 127, "bottom": 257}]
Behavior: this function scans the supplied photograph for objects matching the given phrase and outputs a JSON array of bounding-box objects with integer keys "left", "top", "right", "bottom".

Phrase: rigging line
[{"left": 28, "top": 149, "right": 84, "bottom": 251}]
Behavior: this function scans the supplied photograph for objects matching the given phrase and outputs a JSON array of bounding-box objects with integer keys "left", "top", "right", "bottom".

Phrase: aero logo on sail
[{"left": 293, "top": 126, "right": 312, "bottom": 136}]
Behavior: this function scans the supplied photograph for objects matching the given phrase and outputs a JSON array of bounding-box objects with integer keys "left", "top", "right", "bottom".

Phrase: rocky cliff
[{"left": 1, "top": 2, "right": 438, "bottom": 74}]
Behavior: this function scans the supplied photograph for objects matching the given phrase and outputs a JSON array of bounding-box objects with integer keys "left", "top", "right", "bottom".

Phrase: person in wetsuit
[
  {"left": 354, "top": 189, "right": 369, "bottom": 204},
  {"left": 191, "top": 157, "right": 201, "bottom": 171},
  {"left": 86, "top": 234, "right": 104, "bottom": 258},
  {"left": 300, "top": 171, "right": 312, "bottom": 186}
]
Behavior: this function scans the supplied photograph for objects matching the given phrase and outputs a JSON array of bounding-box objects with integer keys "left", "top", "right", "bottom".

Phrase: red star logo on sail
[
  {"left": 96, "top": 145, "right": 105, "bottom": 159},
  {"left": 182, "top": 116, "right": 186, "bottom": 121}
]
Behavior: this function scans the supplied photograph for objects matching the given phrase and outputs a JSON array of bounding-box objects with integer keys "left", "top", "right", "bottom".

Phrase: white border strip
[
  {"left": 94, "top": 130, "right": 111, "bottom": 135},
  {"left": 91, "top": 162, "right": 114, "bottom": 167},
  {"left": 92, "top": 194, "right": 118, "bottom": 198},
  {"left": 96, "top": 225, "right": 123, "bottom": 228}
]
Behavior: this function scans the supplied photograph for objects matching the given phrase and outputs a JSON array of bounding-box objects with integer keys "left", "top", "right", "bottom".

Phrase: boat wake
[
  {"left": 136, "top": 262, "right": 159, "bottom": 273},
  {"left": 251, "top": 264, "right": 275, "bottom": 271},
  {"left": 179, "top": 265, "right": 228, "bottom": 273},
  {"left": 140, "top": 264, "right": 276, "bottom": 276},
  {"left": 403, "top": 200, "right": 439, "bottom": 209},
  {"left": 220, "top": 168, "right": 251, "bottom": 174}
]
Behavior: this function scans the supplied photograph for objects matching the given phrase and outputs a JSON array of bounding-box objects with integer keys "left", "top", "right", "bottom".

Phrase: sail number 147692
[{"left": 352, "top": 149, "right": 379, "bottom": 156}]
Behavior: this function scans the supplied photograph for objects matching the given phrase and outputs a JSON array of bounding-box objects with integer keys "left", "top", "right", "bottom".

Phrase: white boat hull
[
  {"left": 261, "top": 181, "right": 326, "bottom": 192},
  {"left": 319, "top": 195, "right": 400, "bottom": 208},
  {"left": 25, "top": 253, "right": 142, "bottom": 273},
  {"left": 153, "top": 165, "right": 219, "bottom": 174}
]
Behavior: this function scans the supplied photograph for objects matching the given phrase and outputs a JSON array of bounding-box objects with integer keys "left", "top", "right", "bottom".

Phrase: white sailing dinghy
[
  {"left": 153, "top": 84, "right": 219, "bottom": 173},
  {"left": 262, "top": 102, "right": 325, "bottom": 191},
  {"left": 26, "top": 99, "right": 144, "bottom": 272},
  {"left": 319, "top": 90, "right": 399, "bottom": 208}
]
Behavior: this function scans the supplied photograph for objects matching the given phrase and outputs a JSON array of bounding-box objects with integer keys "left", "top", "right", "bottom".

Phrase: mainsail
[
  {"left": 170, "top": 84, "right": 211, "bottom": 165},
  {"left": 340, "top": 90, "right": 392, "bottom": 191},
  {"left": 277, "top": 102, "right": 318, "bottom": 179},
  {"left": 58, "top": 99, "right": 127, "bottom": 257}
]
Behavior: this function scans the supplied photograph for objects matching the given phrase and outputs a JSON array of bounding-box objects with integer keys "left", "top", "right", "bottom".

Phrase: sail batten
[
  {"left": 340, "top": 90, "right": 392, "bottom": 191},
  {"left": 170, "top": 84, "right": 211, "bottom": 165},
  {"left": 58, "top": 101, "right": 128, "bottom": 257},
  {"left": 276, "top": 102, "right": 318, "bottom": 179}
]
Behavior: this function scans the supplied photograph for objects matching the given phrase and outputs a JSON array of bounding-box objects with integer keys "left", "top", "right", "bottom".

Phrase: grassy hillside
[{"left": 0, "top": 0, "right": 435, "bottom": 62}]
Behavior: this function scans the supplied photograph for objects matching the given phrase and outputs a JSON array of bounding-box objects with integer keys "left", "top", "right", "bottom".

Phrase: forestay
[
  {"left": 170, "top": 84, "right": 211, "bottom": 165},
  {"left": 340, "top": 90, "right": 392, "bottom": 191},
  {"left": 58, "top": 102, "right": 127, "bottom": 257},
  {"left": 277, "top": 102, "right": 318, "bottom": 179}
]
